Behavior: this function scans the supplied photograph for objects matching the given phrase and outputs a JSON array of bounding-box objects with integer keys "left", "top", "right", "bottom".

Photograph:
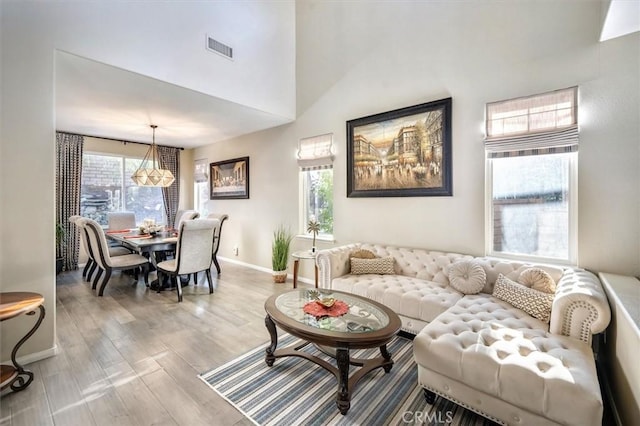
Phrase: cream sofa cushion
[
  {"left": 448, "top": 260, "right": 486, "bottom": 294},
  {"left": 331, "top": 274, "right": 462, "bottom": 323},
  {"left": 414, "top": 294, "right": 603, "bottom": 426},
  {"left": 474, "top": 258, "right": 564, "bottom": 294},
  {"left": 493, "top": 274, "right": 554, "bottom": 323},
  {"left": 350, "top": 256, "right": 395, "bottom": 275},
  {"left": 518, "top": 267, "right": 556, "bottom": 293}
]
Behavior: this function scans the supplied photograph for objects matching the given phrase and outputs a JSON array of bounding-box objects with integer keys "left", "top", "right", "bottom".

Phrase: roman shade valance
[
  {"left": 297, "top": 133, "right": 334, "bottom": 171},
  {"left": 485, "top": 87, "right": 578, "bottom": 158},
  {"left": 194, "top": 158, "right": 208, "bottom": 183}
]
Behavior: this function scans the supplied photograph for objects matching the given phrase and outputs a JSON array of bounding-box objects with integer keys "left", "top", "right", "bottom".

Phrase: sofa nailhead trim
[
  {"left": 423, "top": 386, "right": 507, "bottom": 425},
  {"left": 561, "top": 300, "right": 598, "bottom": 343}
]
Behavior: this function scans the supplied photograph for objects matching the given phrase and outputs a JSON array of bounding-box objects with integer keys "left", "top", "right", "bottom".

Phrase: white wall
[
  {"left": 195, "top": 1, "right": 640, "bottom": 280},
  {"left": 0, "top": 1, "right": 292, "bottom": 362}
]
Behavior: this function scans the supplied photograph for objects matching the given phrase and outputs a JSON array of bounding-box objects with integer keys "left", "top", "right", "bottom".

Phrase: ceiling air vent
[{"left": 206, "top": 35, "right": 233, "bottom": 60}]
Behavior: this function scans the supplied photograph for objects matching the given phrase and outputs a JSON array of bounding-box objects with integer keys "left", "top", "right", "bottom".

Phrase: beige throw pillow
[
  {"left": 350, "top": 256, "right": 395, "bottom": 275},
  {"left": 493, "top": 274, "right": 554, "bottom": 323},
  {"left": 448, "top": 260, "right": 486, "bottom": 295},
  {"left": 518, "top": 267, "right": 556, "bottom": 294},
  {"left": 350, "top": 249, "right": 378, "bottom": 259}
]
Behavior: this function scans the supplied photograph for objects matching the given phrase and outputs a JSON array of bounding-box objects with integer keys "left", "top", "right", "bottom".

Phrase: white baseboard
[
  {"left": 217, "top": 256, "right": 314, "bottom": 285},
  {"left": 1, "top": 344, "right": 58, "bottom": 367}
]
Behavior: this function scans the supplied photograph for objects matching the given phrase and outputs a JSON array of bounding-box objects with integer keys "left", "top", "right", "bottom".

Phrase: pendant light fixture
[{"left": 131, "top": 125, "right": 175, "bottom": 187}]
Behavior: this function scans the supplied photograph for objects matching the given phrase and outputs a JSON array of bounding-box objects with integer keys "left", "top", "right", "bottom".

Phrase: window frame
[
  {"left": 298, "top": 168, "right": 335, "bottom": 242},
  {"left": 485, "top": 151, "right": 578, "bottom": 265},
  {"left": 80, "top": 151, "right": 166, "bottom": 226}
]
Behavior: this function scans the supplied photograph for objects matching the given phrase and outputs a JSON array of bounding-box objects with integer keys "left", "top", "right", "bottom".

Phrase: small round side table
[
  {"left": 291, "top": 250, "right": 318, "bottom": 289},
  {"left": 0, "top": 292, "right": 45, "bottom": 393}
]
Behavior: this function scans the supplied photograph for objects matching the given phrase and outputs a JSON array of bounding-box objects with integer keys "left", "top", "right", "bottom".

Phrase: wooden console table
[{"left": 0, "top": 292, "right": 45, "bottom": 393}]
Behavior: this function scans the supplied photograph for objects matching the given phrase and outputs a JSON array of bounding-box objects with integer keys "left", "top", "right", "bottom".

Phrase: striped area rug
[{"left": 199, "top": 334, "right": 498, "bottom": 426}]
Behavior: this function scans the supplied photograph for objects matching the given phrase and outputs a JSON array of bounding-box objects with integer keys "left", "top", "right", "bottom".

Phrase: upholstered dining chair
[
  {"left": 68, "top": 215, "right": 94, "bottom": 280},
  {"left": 107, "top": 211, "right": 136, "bottom": 230},
  {"left": 72, "top": 216, "right": 131, "bottom": 284},
  {"left": 156, "top": 219, "right": 217, "bottom": 302},
  {"left": 206, "top": 213, "right": 229, "bottom": 274},
  {"left": 78, "top": 217, "right": 150, "bottom": 296},
  {"left": 174, "top": 210, "right": 199, "bottom": 230}
]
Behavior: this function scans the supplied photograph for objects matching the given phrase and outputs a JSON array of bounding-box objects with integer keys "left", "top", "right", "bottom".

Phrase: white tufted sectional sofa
[{"left": 316, "top": 243, "right": 611, "bottom": 426}]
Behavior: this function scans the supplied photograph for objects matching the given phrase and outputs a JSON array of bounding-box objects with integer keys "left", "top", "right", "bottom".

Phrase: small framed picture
[{"left": 209, "top": 156, "right": 249, "bottom": 200}]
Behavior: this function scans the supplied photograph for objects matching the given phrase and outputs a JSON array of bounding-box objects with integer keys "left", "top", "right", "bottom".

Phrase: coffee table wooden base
[{"left": 264, "top": 314, "right": 393, "bottom": 415}]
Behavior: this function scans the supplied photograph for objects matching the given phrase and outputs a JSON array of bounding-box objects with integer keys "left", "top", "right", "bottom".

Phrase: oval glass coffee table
[{"left": 264, "top": 289, "right": 401, "bottom": 415}]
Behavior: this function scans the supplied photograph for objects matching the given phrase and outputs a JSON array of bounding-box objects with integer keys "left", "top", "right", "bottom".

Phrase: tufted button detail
[
  {"left": 443, "top": 385, "right": 450, "bottom": 391},
  {"left": 513, "top": 415, "right": 521, "bottom": 422}
]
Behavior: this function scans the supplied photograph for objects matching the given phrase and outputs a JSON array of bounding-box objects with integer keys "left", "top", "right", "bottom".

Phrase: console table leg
[
  {"left": 264, "top": 315, "right": 278, "bottom": 367},
  {"left": 9, "top": 305, "right": 45, "bottom": 392},
  {"left": 293, "top": 260, "right": 300, "bottom": 289},
  {"left": 336, "top": 347, "right": 351, "bottom": 415}
]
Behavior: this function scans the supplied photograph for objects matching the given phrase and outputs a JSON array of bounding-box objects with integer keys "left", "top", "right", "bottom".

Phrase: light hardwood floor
[{"left": 0, "top": 261, "right": 296, "bottom": 426}]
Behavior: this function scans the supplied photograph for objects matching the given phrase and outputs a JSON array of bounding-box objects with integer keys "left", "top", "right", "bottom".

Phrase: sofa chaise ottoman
[{"left": 316, "top": 243, "right": 611, "bottom": 426}]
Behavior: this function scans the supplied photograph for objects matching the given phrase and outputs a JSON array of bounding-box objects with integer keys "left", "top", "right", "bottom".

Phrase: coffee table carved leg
[
  {"left": 264, "top": 315, "right": 278, "bottom": 367},
  {"left": 336, "top": 347, "right": 351, "bottom": 415},
  {"left": 380, "top": 344, "right": 393, "bottom": 373}
]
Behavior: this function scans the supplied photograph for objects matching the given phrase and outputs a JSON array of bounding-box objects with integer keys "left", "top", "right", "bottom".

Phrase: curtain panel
[
  {"left": 157, "top": 146, "right": 180, "bottom": 227},
  {"left": 56, "top": 132, "right": 84, "bottom": 271}
]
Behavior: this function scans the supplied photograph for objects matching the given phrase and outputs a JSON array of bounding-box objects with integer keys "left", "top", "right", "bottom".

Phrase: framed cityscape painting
[
  {"left": 346, "top": 98, "right": 452, "bottom": 197},
  {"left": 209, "top": 156, "right": 250, "bottom": 199}
]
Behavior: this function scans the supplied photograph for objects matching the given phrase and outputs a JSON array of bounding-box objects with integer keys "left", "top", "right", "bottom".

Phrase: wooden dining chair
[
  {"left": 156, "top": 219, "right": 217, "bottom": 302},
  {"left": 206, "top": 213, "right": 229, "bottom": 274},
  {"left": 79, "top": 217, "right": 150, "bottom": 296}
]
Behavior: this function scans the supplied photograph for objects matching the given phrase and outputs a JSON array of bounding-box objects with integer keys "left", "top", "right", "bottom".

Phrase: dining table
[{"left": 105, "top": 229, "right": 179, "bottom": 291}]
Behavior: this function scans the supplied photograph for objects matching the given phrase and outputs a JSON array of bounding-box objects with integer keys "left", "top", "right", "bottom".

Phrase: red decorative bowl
[{"left": 303, "top": 299, "right": 349, "bottom": 318}]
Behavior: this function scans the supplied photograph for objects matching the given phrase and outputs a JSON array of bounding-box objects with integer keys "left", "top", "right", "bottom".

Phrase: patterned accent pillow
[
  {"left": 518, "top": 267, "right": 556, "bottom": 294},
  {"left": 448, "top": 260, "right": 486, "bottom": 295},
  {"left": 493, "top": 274, "right": 555, "bottom": 323},
  {"left": 350, "top": 249, "right": 378, "bottom": 259},
  {"left": 350, "top": 256, "right": 395, "bottom": 275}
]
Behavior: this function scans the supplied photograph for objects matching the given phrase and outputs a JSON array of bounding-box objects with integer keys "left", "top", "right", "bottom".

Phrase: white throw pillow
[
  {"left": 493, "top": 274, "right": 554, "bottom": 323},
  {"left": 518, "top": 267, "right": 556, "bottom": 294},
  {"left": 350, "top": 256, "right": 395, "bottom": 275},
  {"left": 448, "top": 260, "right": 486, "bottom": 295}
]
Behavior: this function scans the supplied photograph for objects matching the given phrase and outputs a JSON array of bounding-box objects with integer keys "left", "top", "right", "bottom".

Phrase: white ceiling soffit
[
  {"left": 55, "top": 51, "right": 293, "bottom": 149},
  {"left": 600, "top": 0, "right": 640, "bottom": 42}
]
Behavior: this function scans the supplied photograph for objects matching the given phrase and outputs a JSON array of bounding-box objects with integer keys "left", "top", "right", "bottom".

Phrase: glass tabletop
[{"left": 274, "top": 289, "right": 390, "bottom": 333}]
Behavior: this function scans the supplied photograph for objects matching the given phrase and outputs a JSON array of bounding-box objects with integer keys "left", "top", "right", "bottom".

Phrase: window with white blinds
[
  {"left": 485, "top": 87, "right": 578, "bottom": 263},
  {"left": 298, "top": 133, "right": 334, "bottom": 238},
  {"left": 485, "top": 87, "right": 578, "bottom": 158}
]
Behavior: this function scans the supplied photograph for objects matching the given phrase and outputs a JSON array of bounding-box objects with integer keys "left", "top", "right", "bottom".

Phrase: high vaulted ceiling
[
  {"left": 51, "top": 1, "right": 295, "bottom": 149},
  {"left": 55, "top": 51, "right": 292, "bottom": 149}
]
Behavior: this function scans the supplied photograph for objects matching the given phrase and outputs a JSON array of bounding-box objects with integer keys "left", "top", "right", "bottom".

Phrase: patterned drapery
[
  {"left": 56, "top": 132, "right": 84, "bottom": 271},
  {"left": 157, "top": 145, "right": 180, "bottom": 227}
]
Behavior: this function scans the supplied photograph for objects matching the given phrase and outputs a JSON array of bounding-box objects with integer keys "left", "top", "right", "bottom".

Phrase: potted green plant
[
  {"left": 55, "top": 222, "right": 66, "bottom": 275},
  {"left": 272, "top": 225, "right": 293, "bottom": 283}
]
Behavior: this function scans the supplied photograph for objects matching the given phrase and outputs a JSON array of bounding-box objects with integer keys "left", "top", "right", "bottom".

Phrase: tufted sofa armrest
[
  {"left": 550, "top": 268, "right": 611, "bottom": 345},
  {"left": 316, "top": 243, "right": 361, "bottom": 289}
]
